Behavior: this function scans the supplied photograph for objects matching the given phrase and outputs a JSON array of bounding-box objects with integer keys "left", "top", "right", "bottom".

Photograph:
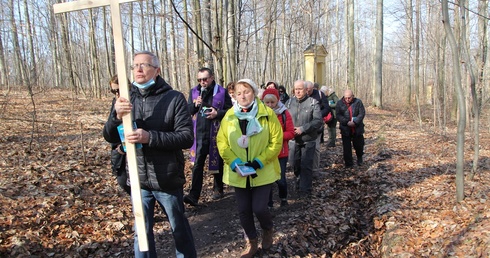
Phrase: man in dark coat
[
  {"left": 184, "top": 68, "right": 232, "bottom": 206},
  {"left": 336, "top": 89, "right": 366, "bottom": 168},
  {"left": 103, "top": 51, "right": 197, "bottom": 257},
  {"left": 306, "top": 81, "right": 331, "bottom": 176}
]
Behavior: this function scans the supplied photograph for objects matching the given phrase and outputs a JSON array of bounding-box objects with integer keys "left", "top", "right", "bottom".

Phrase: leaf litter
[{"left": 1, "top": 90, "right": 490, "bottom": 257}]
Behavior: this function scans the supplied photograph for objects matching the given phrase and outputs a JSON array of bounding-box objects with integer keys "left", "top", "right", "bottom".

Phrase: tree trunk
[
  {"left": 347, "top": 0, "right": 355, "bottom": 90},
  {"left": 59, "top": 11, "right": 77, "bottom": 94},
  {"left": 183, "top": 0, "right": 192, "bottom": 92},
  {"left": 159, "top": 0, "right": 170, "bottom": 82},
  {"left": 415, "top": 0, "right": 420, "bottom": 103},
  {"left": 436, "top": 33, "right": 447, "bottom": 134},
  {"left": 0, "top": 30, "right": 8, "bottom": 88},
  {"left": 193, "top": 0, "right": 204, "bottom": 67},
  {"left": 372, "top": 0, "right": 383, "bottom": 108},
  {"left": 129, "top": 3, "right": 135, "bottom": 56},
  {"left": 224, "top": 0, "right": 236, "bottom": 84},
  {"left": 212, "top": 0, "right": 224, "bottom": 85},
  {"left": 103, "top": 6, "right": 114, "bottom": 77},
  {"left": 89, "top": 9, "right": 101, "bottom": 98},
  {"left": 9, "top": 0, "right": 26, "bottom": 87},
  {"left": 203, "top": 0, "right": 213, "bottom": 67},
  {"left": 23, "top": 0, "right": 38, "bottom": 88},
  {"left": 406, "top": 0, "right": 413, "bottom": 105},
  {"left": 167, "top": 0, "right": 178, "bottom": 89},
  {"left": 463, "top": 0, "right": 484, "bottom": 180},
  {"left": 475, "top": 0, "right": 488, "bottom": 149},
  {"left": 49, "top": 0, "right": 61, "bottom": 89},
  {"left": 442, "top": 0, "right": 465, "bottom": 202}
]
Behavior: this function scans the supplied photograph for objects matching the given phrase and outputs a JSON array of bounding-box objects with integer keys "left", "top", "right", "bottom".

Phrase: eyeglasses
[
  {"left": 197, "top": 77, "right": 209, "bottom": 82},
  {"left": 130, "top": 63, "right": 156, "bottom": 70},
  {"left": 345, "top": 96, "right": 353, "bottom": 99},
  {"left": 110, "top": 88, "right": 119, "bottom": 95}
]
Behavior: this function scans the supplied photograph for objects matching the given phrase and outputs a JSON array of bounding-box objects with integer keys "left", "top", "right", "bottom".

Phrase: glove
[
  {"left": 245, "top": 160, "right": 261, "bottom": 170},
  {"left": 243, "top": 161, "right": 259, "bottom": 178}
]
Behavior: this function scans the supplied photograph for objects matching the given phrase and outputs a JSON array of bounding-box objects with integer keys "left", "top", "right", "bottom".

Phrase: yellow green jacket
[{"left": 217, "top": 98, "right": 283, "bottom": 188}]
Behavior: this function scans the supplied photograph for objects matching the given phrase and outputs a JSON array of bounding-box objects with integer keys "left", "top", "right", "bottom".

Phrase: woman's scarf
[{"left": 233, "top": 99, "right": 263, "bottom": 137}]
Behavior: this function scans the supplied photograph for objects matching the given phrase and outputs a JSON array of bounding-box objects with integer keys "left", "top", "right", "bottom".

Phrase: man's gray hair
[
  {"left": 134, "top": 51, "right": 160, "bottom": 67},
  {"left": 294, "top": 80, "right": 306, "bottom": 89},
  {"left": 305, "top": 81, "right": 314, "bottom": 89}
]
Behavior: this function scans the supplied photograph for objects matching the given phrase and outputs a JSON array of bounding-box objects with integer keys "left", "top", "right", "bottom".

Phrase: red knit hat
[{"left": 261, "top": 88, "right": 280, "bottom": 101}]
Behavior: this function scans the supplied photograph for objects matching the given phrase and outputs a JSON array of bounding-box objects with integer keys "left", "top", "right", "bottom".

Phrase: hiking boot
[
  {"left": 183, "top": 194, "right": 198, "bottom": 206},
  {"left": 261, "top": 228, "right": 274, "bottom": 250},
  {"left": 240, "top": 238, "right": 258, "bottom": 258},
  {"left": 212, "top": 190, "right": 224, "bottom": 200}
]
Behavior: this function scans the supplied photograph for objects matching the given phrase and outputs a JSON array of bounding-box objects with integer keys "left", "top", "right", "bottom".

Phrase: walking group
[{"left": 102, "top": 51, "right": 366, "bottom": 258}]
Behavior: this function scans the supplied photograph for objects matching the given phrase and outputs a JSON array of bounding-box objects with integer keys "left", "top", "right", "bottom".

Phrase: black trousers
[
  {"left": 189, "top": 141, "right": 224, "bottom": 200},
  {"left": 341, "top": 133, "right": 364, "bottom": 166}
]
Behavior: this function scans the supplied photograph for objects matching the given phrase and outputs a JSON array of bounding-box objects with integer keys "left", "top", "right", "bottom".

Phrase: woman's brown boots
[
  {"left": 241, "top": 228, "right": 273, "bottom": 258},
  {"left": 261, "top": 228, "right": 274, "bottom": 250},
  {"left": 240, "top": 239, "right": 258, "bottom": 258}
]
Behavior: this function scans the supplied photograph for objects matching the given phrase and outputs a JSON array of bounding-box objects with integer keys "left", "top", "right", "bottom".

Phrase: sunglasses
[
  {"left": 197, "top": 77, "right": 209, "bottom": 82},
  {"left": 110, "top": 88, "right": 119, "bottom": 95}
]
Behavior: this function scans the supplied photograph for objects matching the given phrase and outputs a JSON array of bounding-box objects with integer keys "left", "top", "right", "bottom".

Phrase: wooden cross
[{"left": 53, "top": 0, "right": 148, "bottom": 252}]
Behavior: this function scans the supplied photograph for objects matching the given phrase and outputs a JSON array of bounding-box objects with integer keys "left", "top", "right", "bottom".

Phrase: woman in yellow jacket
[{"left": 217, "top": 79, "right": 283, "bottom": 258}]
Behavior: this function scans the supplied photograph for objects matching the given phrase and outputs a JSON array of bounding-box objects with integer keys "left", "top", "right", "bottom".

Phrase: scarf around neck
[{"left": 233, "top": 99, "right": 263, "bottom": 136}]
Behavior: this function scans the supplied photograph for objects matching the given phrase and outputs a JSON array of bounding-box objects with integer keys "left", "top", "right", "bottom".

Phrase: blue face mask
[{"left": 133, "top": 79, "right": 155, "bottom": 89}]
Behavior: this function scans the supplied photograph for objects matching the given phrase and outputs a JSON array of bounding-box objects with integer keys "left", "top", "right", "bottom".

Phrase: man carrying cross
[{"left": 104, "top": 51, "right": 197, "bottom": 258}]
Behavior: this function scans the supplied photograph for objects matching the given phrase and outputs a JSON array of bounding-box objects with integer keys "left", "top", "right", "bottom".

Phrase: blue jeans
[{"left": 134, "top": 188, "right": 196, "bottom": 258}]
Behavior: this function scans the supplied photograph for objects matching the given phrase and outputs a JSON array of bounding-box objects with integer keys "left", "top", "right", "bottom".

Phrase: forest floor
[{"left": 1, "top": 89, "right": 490, "bottom": 258}]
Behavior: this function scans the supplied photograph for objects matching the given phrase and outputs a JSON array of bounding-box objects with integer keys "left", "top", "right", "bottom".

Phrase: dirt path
[{"left": 1, "top": 90, "right": 490, "bottom": 257}]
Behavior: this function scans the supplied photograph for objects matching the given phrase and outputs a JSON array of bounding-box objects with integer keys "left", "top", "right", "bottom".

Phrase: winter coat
[
  {"left": 217, "top": 99, "right": 283, "bottom": 188},
  {"left": 286, "top": 96, "right": 323, "bottom": 144},
  {"left": 336, "top": 97, "right": 365, "bottom": 136},
  {"left": 326, "top": 92, "right": 339, "bottom": 118},
  {"left": 276, "top": 109, "right": 295, "bottom": 159},
  {"left": 103, "top": 76, "right": 194, "bottom": 191},
  {"left": 104, "top": 98, "right": 126, "bottom": 176},
  {"left": 187, "top": 82, "right": 233, "bottom": 144},
  {"left": 308, "top": 89, "right": 331, "bottom": 132},
  {"left": 280, "top": 92, "right": 290, "bottom": 104}
]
